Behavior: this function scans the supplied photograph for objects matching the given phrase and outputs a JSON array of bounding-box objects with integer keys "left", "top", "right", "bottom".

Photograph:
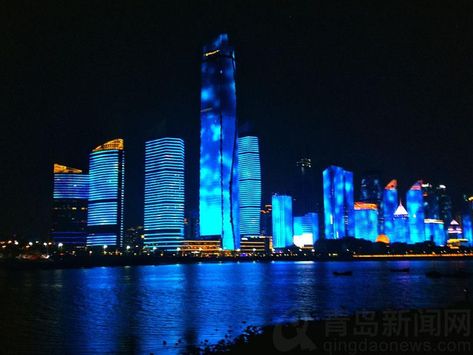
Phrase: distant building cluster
[{"left": 50, "top": 34, "right": 473, "bottom": 251}]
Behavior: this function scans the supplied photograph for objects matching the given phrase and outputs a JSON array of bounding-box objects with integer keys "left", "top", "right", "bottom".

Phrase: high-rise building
[
  {"left": 87, "top": 139, "right": 125, "bottom": 248},
  {"left": 51, "top": 164, "right": 88, "bottom": 246},
  {"left": 238, "top": 136, "right": 261, "bottom": 236},
  {"left": 447, "top": 219, "right": 462, "bottom": 239},
  {"left": 293, "top": 212, "right": 318, "bottom": 247},
  {"left": 199, "top": 33, "right": 239, "bottom": 250},
  {"left": 260, "top": 204, "right": 272, "bottom": 236},
  {"left": 424, "top": 219, "right": 445, "bottom": 245},
  {"left": 462, "top": 214, "right": 472, "bottom": 246},
  {"left": 382, "top": 179, "right": 398, "bottom": 240},
  {"left": 272, "top": 194, "right": 293, "bottom": 248},
  {"left": 422, "top": 183, "right": 440, "bottom": 219},
  {"left": 323, "top": 165, "right": 354, "bottom": 239},
  {"left": 393, "top": 202, "right": 409, "bottom": 243},
  {"left": 359, "top": 172, "right": 383, "bottom": 205},
  {"left": 354, "top": 202, "right": 378, "bottom": 242},
  {"left": 438, "top": 185, "right": 453, "bottom": 229},
  {"left": 293, "top": 157, "right": 316, "bottom": 215},
  {"left": 144, "top": 138, "right": 184, "bottom": 251},
  {"left": 406, "top": 181, "right": 425, "bottom": 244}
]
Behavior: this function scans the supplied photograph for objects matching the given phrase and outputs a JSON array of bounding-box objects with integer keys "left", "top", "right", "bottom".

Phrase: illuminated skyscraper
[
  {"left": 354, "top": 202, "right": 378, "bottom": 241},
  {"left": 238, "top": 136, "right": 261, "bottom": 236},
  {"left": 424, "top": 219, "right": 445, "bottom": 245},
  {"left": 294, "top": 157, "right": 316, "bottom": 215},
  {"left": 87, "top": 139, "right": 125, "bottom": 248},
  {"left": 51, "top": 164, "right": 88, "bottom": 246},
  {"left": 323, "top": 165, "right": 354, "bottom": 239},
  {"left": 462, "top": 214, "right": 472, "bottom": 246},
  {"left": 199, "top": 33, "right": 239, "bottom": 250},
  {"left": 293, "top": 212, "right": 318, "bottom": 247},
  {"left": 382, "top": 180, "right": 398, "bottom": 240},
  {"left": 406, "top": 181, "right": 425, "bottom": 243},
  {"left": 422, "top": 183, "right": 440, "bottom": 219},
  {"left": 359, "top": 172, "right": 382, "bottom": 205},
  {"left": 438, "top": 185, "right": 453, "bottom": 230},
  {"left": 393, "top": 202, "right": 409, "bottom": 243},
  {"left": 144, "top": 138, "right": 184, "bottom": 251},
  {"left": 272, "top": 194, "right": 293, "bottom": 248}
]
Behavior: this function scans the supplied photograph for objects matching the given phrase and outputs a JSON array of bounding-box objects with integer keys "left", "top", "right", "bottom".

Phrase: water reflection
[{"left": 0, "top": 260, "right": 471, "bottom": 353}]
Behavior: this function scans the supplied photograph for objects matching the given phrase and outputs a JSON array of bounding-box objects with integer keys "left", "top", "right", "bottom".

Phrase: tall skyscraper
[
  {"left": 354, "top": 202, "right": 378, "bottom": 242},
  {"left": 323, "top": 165, "right": 354, "bottom": 239},
  {"left": 382, "top": 179, "right": 398, "bottom": 239},
  {"left": 422, "top": 183, "right": 440, "bottom": 219},
  {"left": 406, "top": 181, "right": 425, "bottom": 244},
  {"left": 293, "top": 212, "right": 318, "bottom": 247},
  {"left": 144, "top": 138, "right": 184, "bottom": 251},
  {"left": 438, "top": 184, "right": 453, "bottom": 228},
  {"left": 359, "top": 172, "right": 382, "bottom": 205},
  {"left": 424, "top": 219, "right": 445, "bottom": 245},
  {"left": 87, "top": 139, "right": 125, "bottom": 248},
  {"left": 393, "top": 202, "right": 409, "bottom": 243},
  {"left": 238, "top": 136, "right": 261, "bottom": 236},
  {"left": 199, "top": 33, "right": 239, "bottom": 250},
  {"left": 462, "top": 214, "right": 473, "bottom": 246},
  {"left": 272, "top": 194, "right": 293, "bottom": 248},
  {"left": 51, "top": 164, "right": 88, "bottom": 246},
  {"left": 293, "top": 157, "right": 316, "bottom": 215}
]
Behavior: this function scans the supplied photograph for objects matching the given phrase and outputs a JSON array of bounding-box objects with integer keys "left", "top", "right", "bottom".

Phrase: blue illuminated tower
[
  {"left": 272, "top": 194, "right": 293, "bottom": 248},
  {"left": 393, "top": 202, "right": 409, "bottom": 243},
  {"left": 293, "top": 212, "right": 319, "bottom": 247},
  {"left": 354, "top": 202, "right": 378, "bottom": 241},
  {"left": 199, "top": 33, "right": 239, "bottom": 250},
  {"left": 238, "top": 136, "right": 261, "bottom": 236},
  {"left": 406, "top": 181, "right": 425, "bottom": 243},
  {"left": 87, "top": 139, "right": 125, "bottom": 248},
  {"left": 51, "top": 164, "right": 89, "bottom": 246},
  {"left": 424, "top": 219, "right": 445, "bottom": 245},
  {"left": 144, "top": 138, "right": 184, "bottom": 251},
  {"left": 382, "top": 179, "right": 398, "bottom": 239},
  {"left": 323, "top": 166, "right": 354, "bottom": 239},
  {"left": 462, "top": 214, "right": 472, "bottom": 246}
]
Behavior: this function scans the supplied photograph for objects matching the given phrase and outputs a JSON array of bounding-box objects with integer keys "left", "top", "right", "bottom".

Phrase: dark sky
[{"left": 1, "top": 1, "right": 473, "bottom": 239}]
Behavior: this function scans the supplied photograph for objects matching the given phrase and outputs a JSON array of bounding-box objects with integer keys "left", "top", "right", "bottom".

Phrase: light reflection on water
[{"left": 0, "top": 260, "right": 471, "bottom": 353}]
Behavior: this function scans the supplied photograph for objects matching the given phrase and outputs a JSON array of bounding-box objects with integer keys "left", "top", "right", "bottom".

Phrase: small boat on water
[
  {"left": 333, "top": 271, "right": 353, "bottom": 276},
  {"left": 390, "top": 267, "right": 410, "bottom": 273}
]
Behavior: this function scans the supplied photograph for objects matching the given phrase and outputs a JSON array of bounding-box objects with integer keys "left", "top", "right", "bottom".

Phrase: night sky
[{"left": 2, "top": 1, "right": 473, "bottom": 239}]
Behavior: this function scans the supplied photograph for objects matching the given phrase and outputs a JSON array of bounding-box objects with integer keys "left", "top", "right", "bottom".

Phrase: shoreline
[{"left": 1, "top": 254, "right": 473, "bottom": 270}]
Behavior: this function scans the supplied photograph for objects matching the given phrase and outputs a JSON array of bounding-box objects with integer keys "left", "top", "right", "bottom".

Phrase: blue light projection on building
[
  {"left": 462, "top": 214, "right": 473, "bottom": 246},
  {"left": 393, "top": 202, "right": 409, "bottom": 243},
  {"left": 51, "top": 164, "right": 89, "bottom": 246},
  {"left": 293, "top": 212, "right": 318, "bottom": 247},
  {"left": 144, "top": 138, "right": 184, "bottom": 251},
  {"left": 424, "top": 219, "right": 445, "bottom": 246},
  {"left": 199, "top": 33, "right": 239, "bottom": 250},
  {"left": 354, "top": 202, "right": 378, "bottom": 241},
  {"left": 272, "top": 194, "right": 293, "bottom": 248},
  {"left": 323, "top": 165, "right": 354, "bottom": 239},
  {"left": 87, "top": 139, "right": 125, "bottom": 248},
  {"left": 406, "top": 181, "right": 425, "bottom": 243},
  {"left": 238, "top": 136, "right": 261, "bottom": 237},
  {"left": 382, "top": 179, "right": 398, "bottom": 240}
]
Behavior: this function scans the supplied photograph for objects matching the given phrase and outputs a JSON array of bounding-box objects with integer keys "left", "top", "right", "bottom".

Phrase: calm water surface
[{"left": 0, "top": 260, "right": 472, "bottom": 353}]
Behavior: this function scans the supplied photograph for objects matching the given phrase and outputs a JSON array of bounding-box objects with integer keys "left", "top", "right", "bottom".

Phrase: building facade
[
  {"left": 144, "top": 138, "right": 184, "bottom": 251},
  {"left": 272, "top": 194, "right": 293, "bottom": 248},
  {"left": 354, "top": 202, "right": 378, "bottom": 242},
  {"left": 382, "top": 179, "right": 398, "bottom": 239},
  {"left": 238, "top": 136, "right": 261, "bottom": 236},
  {"left": 424, "top": 219, "right": 445, "bottom": 246},
  {"left": 393, "top": 202, "right": 409, "bottom": 243},
  {"left": 87, "top": 139, "right": 125, "bottom": 248},
  {"left": 293, "top": 212, "right": 318, "bottom": 247},
  {"left": 199, "top": 33, "right": 239, "bottom": 250},
  {"left": 323, "top": 165, "right": 354, "bottom": 239},
  {"left": 51, "top": 164, "right": 89, "bottom": 246},
  {"left": 406, "top": 181, "right": 425, "bottom": 244}
]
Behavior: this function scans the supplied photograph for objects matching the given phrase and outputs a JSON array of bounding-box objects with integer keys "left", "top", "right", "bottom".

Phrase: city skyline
[{"left": 2, "top": 2, "right": 473, "bottom": 239}]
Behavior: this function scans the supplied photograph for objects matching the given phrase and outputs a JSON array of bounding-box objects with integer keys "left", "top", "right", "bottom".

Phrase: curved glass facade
[
  {"left": 51, "top": 164, "right": 89, "bottom": 246},
  {"left": 144, "top": 138, "right": 184, "bottom": 251},
  {"left": 238, "top": 136, "right": 261, "bottom": 236},
  {"left": 87, "top": 139, "right": 125, "bottom": 247},
  {"left": 199, "top": 33, "right": 239, "bottom": 250}
]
